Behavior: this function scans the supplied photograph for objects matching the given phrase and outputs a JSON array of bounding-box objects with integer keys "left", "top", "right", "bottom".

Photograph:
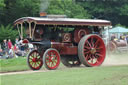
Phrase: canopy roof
[
  {"left": 14, "top": 17, "right": 111, "bottom": 26},
  {"left": 109, "top": 26, "right": 128, "bottom": 33}
]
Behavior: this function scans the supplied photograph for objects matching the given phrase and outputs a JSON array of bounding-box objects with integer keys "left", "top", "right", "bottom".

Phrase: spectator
[
  {"left": 0, "top": 44, "right": 1, "bottom": 49},
  {"left": 15, "top": 38, "right": 19, "bottom": 45},
  {"left": 1, "top": 39, "right": 8, "bottom": 59},
  {"left": 15, "top": 38, "right": 20, "bottom": 48},
  {"left": 1, "top": 39, "right": 8, "bottom": 54},
  {"left": 111, "top": 34, "right": 116, "bottom": 41},
  {"left": 126, "top": 35, "right": 128, "bottom": 44},
  {"left": 0, "top": 48, "right": 3, "bottom": 56},
  {"left": 8, "top": 39, "right": 12, "bottom": 50},
  {"left": 28, "top": 43, "right": 34, "bottom": 51},
  {"left": 8, "top": 46, "right": 15, "bottom": 58},
  {"left": 14, "top": 44, "right": 18, "bottom": 52},
  {"left": 19, "top": 39, "right": 25, "bottom": 56}
]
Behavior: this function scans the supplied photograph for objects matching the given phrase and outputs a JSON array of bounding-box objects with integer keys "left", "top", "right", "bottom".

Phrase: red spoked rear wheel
[
  {"left": 43, "top": 48, "right": 60, "bottom": 70},
  {"left": 27, "top": 50, "right": 43, "bottom": 70},
  {"left": 78, "top": 34, "right": 106, "bottom": 67}
]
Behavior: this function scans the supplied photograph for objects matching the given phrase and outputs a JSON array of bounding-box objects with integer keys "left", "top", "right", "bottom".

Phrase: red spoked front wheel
[
  {"left": 78, "top": 34, "right": 106, "bottom": 67},
  {"left": 27, "top": 50, "right": 43, "bottom": 70},
  {"left": 43, "top": 48, "right": 60, "bottom": 70}
]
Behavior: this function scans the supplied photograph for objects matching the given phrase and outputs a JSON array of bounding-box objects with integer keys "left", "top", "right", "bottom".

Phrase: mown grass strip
[
  {"left": 1, "top": 65, "right": 128, "bottom": 85},
  {"left": 0, "top": 57, "right": 29, "bottom": 72}
]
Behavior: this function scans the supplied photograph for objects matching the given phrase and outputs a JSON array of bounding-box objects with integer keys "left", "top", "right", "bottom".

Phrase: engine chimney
[{"left": 40, "top": 12, "right": 47, "bottom": 17}]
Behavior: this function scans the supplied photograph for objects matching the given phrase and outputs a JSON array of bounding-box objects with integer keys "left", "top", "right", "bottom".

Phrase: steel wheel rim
[
  {"left": 28, "top": 50, "right": 42, "bottom": 70},
  {"left": 83, "top": 35, "right": 106, "bottom": 66},
  {"left": 45, "top": 50, "right": 60, "bottom": 69}
]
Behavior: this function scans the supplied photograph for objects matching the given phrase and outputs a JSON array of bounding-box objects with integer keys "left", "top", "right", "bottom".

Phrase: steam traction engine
[{"left": 14, "top": 15, "right": 111, "bottom": 70}]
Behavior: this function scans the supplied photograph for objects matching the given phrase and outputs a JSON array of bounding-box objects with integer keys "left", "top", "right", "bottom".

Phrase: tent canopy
[{"left": 109, "top": 26, "right": 128, "bottom": 33}]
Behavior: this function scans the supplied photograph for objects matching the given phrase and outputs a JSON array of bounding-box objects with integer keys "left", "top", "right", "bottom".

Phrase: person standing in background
[
  {"left": 126, "top": 35, "right": 128, "bottom": 44},
  {"left": 1, "top": 39, "right": 8, "bottom": 58},
  {"left": 15, "top": 38, "right": 19, "bottom": 46},
  {"left": 1, "top": 39, "right": 8, "bottom": 52},
  {"left": 8, "top": 39, "right": 12, "bottom": 50}
]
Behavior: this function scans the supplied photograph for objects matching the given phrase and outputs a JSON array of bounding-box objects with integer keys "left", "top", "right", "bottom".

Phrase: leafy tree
[
  {"left": 76, "top": 0, "right": 128, "bottom": 26},
  {"left": 0, "top": 0, "right": 40, "bottom": 25},
  {"left": 1, "top": 0, "right": 128, "bottom": 28},
  {"left": 0, "top": 0, "right": 5, "bottom": 8},
  {"left": 0, "top": 0, "right": 5, "bottom": 25},
  {"left": 0, "top": 24, "right": 18, "bottom": 43},
  {"left": 47, "top": 0, "right": 91, "bottom": 19}
]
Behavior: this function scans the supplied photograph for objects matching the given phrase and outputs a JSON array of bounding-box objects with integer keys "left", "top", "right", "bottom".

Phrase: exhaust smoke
[{"left": 40, "top": 0, "right": 50, "bottom": 12}]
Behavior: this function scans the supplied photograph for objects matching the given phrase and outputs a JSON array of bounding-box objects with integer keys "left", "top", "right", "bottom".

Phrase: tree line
[
  {"left": 0, "top": 0, "right": 128, "bottom": 26},
  {"left": 0, "top": 0, "right": 128, "bottom": 42}
]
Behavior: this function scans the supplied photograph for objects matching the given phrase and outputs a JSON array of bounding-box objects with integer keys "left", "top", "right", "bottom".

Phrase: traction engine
[{"left": 14, "top": 15, "right": 111, "bottom": 70}]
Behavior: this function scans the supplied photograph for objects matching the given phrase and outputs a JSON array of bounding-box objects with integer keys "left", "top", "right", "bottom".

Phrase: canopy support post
[
  {"left": 32, "top": 22, "right": 37, "bottom": 40},
  {"left": 17, "top": 24, "right": 22, "bottom": 39},
  {"left": 21, "top": 23, "right": 23, "bottom": 39},
  {"left": 28, "top": 22, "right": 32, "bottom": 39}
]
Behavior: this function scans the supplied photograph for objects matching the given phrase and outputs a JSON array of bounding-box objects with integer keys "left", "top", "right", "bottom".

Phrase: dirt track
[
  {"left": 102, "top": 54, "right": 128, "bottom": 66},
  {"left": 1, "top": 54, "right": 128, "bottom": 76}
]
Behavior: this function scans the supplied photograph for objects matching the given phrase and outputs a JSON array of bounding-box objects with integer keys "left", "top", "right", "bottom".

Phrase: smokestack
[{"left": 40, "top": 12, "right": 47, "bottom": 17}]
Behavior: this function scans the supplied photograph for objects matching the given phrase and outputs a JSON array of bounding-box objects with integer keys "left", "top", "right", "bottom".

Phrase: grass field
[
  {"left": 0, "top": 57, "right": 29, "bottom": 72},
  {"left": 1, "top": 52, "right": 128, "bottom": 72},
  {"left": 1, "top": 65, "right": 128, "bottom": 85},
  {"left": 0, "top": 52, "right": 128, "bottom": 85}
]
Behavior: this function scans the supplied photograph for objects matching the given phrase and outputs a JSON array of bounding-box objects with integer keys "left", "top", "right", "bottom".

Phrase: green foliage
[
  {"left": 0, "top": 0, "right": 5, "bottom": 24},
  {"left": 47, "top": 0, "right": 91, "bottom": 19},
  {"left": 0, "top": 0, "right": 5, "bottom": 8},
  {"left": 115, "top": 24, "right": 128, "bottom": 28},
  {"left": 76, "top": 0, "right": 128, "bottom": 26},
  {"left": 0, "top": 24, "right": 18, "bottom": 43},
  {"left": 0, "top": 0, "right": 40, "bottom": 25},
  {"left": 1, "top": 0, "right": 128, "bottom": 27}
]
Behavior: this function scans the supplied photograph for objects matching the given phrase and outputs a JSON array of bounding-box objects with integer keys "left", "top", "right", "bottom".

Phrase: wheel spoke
[
  {"left": 33, "top": 63, "right": 36, "bottom": 68},
  {"left": 85, "top": 54, "right": 90, "bottom": 60},
  {"left": 29, "top": 60, "right": 34, "bottom": 63},
  {"left": 48, "top": 61, "right": 51, "bottom": 65},
  {"left": 49, "top": 62, "right": 52, "bottom": 67},
  {"left": 29, "top": 57, "right": 33, "bottom": 60},
  {"left": 91, "top": 55, "right": 95, "bottom": 59},
  {"left": 35, "top": 62, "right": 38, "bottom": 67},
  {"left": 53, "top": 60, "right": 57, "bottom": 64},
  {"left": 84, "top": 46, "right": 90, "bottom": 50},
  {"left": 51, "top": 62, "right": 54, "bottom": 67},
  {"left": 96, "top": 59, "right": 99, "bottom": 63},
  {"left": 95, "top": 53, "right": 103, "bottom": 57},
  {"left": 96, "top": 46, "right": 103, "bottom": 50},
  {"left": 30, "top": 61, "right": 34, "bottom": 65},
  {"left": 86, "top": 40, "right": 92, "bottom": 47},
  {"left": 91, "top": 37, "right": 94, "bottom": 47},
  {"left": 34, "top": 53, "right": 36, "bottom": 57},
  {"left": 94, "top": 39, "right": 100, "bottom": 48},
  {"left": 31, "top": 54, "right": 34, "bottom": 58},
  {"left": 84, "top": 51, "right": 90, "bottom": 54},
  {"left": 29, "top": 56, "right": 33, "bottom": 59},
  {"left": 36, "top": 62, "right": 40, "bottom": 66}
]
